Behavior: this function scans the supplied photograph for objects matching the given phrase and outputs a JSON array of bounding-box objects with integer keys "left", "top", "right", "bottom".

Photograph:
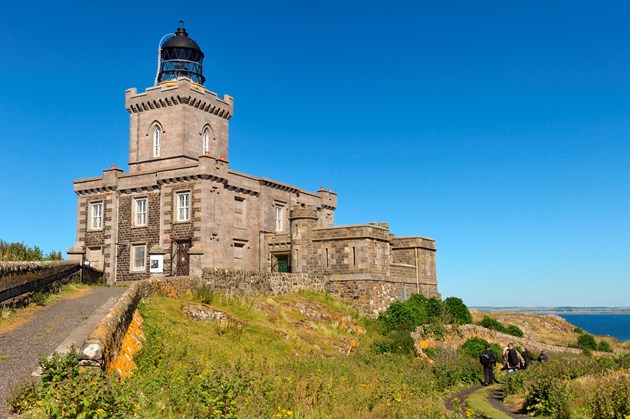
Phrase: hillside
[{"left": 470, "top": 309, "right": 630, "bottom": 351}]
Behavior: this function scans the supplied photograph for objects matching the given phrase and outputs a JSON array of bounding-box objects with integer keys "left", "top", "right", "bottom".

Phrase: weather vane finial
[{"left": 179, "top": 20, "right": 185, "bottom": 27}]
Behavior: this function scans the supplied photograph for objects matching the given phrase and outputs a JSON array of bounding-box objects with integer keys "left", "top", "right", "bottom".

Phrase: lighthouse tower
[{"left": 125, "top": 25, "right": 233, "bottom": 174}]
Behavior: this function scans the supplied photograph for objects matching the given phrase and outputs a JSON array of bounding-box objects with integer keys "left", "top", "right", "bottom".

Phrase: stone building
[{"left": 68, "top": 26, "right": 439, "bottom": 305}]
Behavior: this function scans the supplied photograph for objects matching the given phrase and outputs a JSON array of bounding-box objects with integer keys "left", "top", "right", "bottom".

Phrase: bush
[
  {"left": 589, "top": 373, "right": 630, "bottom": 418},
  {"left": 577, "top": 334, "right": 597, "bottom": 351},
  {"left": 443, "top": 297, "right": 472, "bottom": 324},
  {"left": 525, "top": 377, "right": 571, "bottom": 418},
  {"left": 193, "top": 285, "right": 214, "bottom": 305},
  {"left": 574, "top": 327, "right": 584, "bottom": 334},
  {"left": 597, "top": 340, "right": 613, "bottom": 353},
  {"left": 372, "top": 331, "right": 415, "bottom": 355},
  {"left": 378, "top": 301, "right": 422, "bottom": 331},
  {"left": 40, "top": 348, "right": 80, "bottom": 387},
  {"left": 479, "top": 316, "right": 506, "bottom": 333},
  {"left": 505, "top": 324, "right": 524, "bottom": 337}
]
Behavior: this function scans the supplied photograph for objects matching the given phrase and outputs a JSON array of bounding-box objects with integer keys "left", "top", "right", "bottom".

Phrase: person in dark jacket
[
  {"left": 480, "top": 345, "right": 497, "bottom": 385},
  {"left": 521, "top": 347, "right": 535, "bottom": 369},
  {"left": 538, "top": 350, "right": 549, "bottom": 362}
]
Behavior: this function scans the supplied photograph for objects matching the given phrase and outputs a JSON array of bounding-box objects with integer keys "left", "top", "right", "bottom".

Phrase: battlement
[{"left": 125, "top": 78, "right": 234, "bottom": 120}]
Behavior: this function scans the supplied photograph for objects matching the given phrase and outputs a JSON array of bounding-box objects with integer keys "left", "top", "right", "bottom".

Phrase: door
[{"left": 171, "top": 239, "right": 191, "bottom": 276}]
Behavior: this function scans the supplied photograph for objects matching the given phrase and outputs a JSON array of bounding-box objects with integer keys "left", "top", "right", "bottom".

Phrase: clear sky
[{"left": 0, "top": 1, "right": 628, "bottom": 307}]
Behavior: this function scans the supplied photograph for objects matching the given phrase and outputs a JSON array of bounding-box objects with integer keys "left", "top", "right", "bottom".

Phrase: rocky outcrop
[{"left": 412, "top": 324, "right": 586, "bottom": 357}]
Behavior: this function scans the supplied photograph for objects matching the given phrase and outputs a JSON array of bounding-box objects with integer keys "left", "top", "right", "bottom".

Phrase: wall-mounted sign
[{"left": 150, "top": 254, "right": 164, "bottom": 273}]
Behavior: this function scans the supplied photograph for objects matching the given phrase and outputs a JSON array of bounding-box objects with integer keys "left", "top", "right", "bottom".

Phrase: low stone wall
[
  {"left": 201, "top": 268, "right": 325, "bottom": 295},
  {"left": 412, "top": 323, "right": 585, "bottom": 356},
  {"left": 326, "top": 278, "right": 420, "bottom": 317},
  {"left": 0, "top": 261, "right": 81, "bottom": 309},
  {"left": 79, "top": 276, "right": 211, "bottom": 370}
]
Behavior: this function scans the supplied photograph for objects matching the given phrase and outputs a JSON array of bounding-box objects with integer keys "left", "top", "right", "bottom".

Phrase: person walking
[
  {"left": 480, "top": 345, "right": 497, "bottom": 385},
  {"left": 521, "top": 347, "right": 534, "bottom": 369},
  {"left": 538, "top": 350, "right": 549, "bottom": 362},
  {"left": 504, "top": 342, "right": 525, "bottom": 373}
]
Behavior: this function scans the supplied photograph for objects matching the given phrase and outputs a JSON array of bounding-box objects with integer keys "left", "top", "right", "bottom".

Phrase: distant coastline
[{"left": 472, "top": 306, "right": 630, "bottom": 315}]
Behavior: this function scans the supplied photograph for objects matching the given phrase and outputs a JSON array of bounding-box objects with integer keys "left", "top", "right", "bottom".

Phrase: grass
[
  {"left": 122, "top": 294, "right": 463, "bottom": 417},
  {"left": 464, "top": 386, "right": 513, "bottom": 419}
]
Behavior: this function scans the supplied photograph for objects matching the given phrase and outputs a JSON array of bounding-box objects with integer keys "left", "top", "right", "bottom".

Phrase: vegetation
[
  {"left": 502, "top": 353, "right": 630, "bottom": 417},
  {"left": 8, "top": 290, "right": 628, "bottom": 418},
  {"left": 378, "top": 294, "right": 472, "bottom": 334},
  {"left": 478, "top": 315, "right": 524, "bottom": 337},
  {"left": 0, "top": 239, "right": 62, "bottom": 262}
]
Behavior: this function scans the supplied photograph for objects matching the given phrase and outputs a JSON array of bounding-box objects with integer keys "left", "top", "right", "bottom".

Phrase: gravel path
[{"left": 0, "top": 286, "right": 127, "bottom": 418}]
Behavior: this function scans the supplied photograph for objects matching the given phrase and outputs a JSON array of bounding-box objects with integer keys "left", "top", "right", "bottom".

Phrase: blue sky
[{"left": 1, "top": 1, "right": 628, "bottom": 307}]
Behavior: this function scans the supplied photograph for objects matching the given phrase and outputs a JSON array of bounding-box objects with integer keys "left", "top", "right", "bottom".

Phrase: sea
[{"left": 557, "top": 314, "right": 630, "bottom": 342}]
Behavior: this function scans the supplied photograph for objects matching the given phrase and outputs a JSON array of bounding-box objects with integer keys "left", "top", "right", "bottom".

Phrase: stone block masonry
[{"left": 0, "top": 261, "right": 81, "bottom": 309}]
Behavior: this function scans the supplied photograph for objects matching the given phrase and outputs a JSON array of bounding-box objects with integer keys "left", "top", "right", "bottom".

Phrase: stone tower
[{"left": 125, "top": 26, "right": 233, "bottom": 174}]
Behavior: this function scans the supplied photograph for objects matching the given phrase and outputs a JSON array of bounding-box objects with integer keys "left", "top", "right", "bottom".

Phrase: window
[
  {"left": 90, "top": 202, "right": 103, "bottom": 230},
  {"left": 274, "top": 204, "right": 284, "bottom": 232},
  {"left": 153, "top": 126, "right": 161, "bottom": 157},
  {"left": 131, "top": 244, "right": 146, "bottom": 272},
  {"left": 134, "top": 198, "right": 147, "bottom": 226},
  {"left": 176, "top": 192, "right": 190, "bottom": 222},
  {"left": 234, "top": 242, "right": 245, "bottom": 270},
  {"left": 234, "top": 197, "right": 245, "bottom": 227},
  {"left": 202, "top": 127, "right": 210, "bottom": 154}
]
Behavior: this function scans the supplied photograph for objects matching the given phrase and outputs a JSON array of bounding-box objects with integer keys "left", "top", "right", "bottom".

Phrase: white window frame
[
  {"left": 153, "top": 126, "right": 161, "bottom": 158},
  {"left": 90, "top": 202, "right": 103, "bottom": 230},
  {"left": 131, "top": 244, "right": 146, "bottom": 272},
  {"left": 134, "top": 197, "right": 147, "bottom": 227},
  {"left": 202, "top": 127, "right": 210, "bottom": 154},
  {"left": 274, "top": 204, "right": 284, "bottom": 232},
  {"left": 176, "top": 191, "right": 191, "bottom": 222}
]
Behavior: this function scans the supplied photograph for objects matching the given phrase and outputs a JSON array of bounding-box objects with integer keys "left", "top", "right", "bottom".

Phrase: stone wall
[
  {"left": 325, "top": 276, "right": 423, "bottom": 317},
  {"left": 201, "top": 268, "right": 325, "bottom": 295},
  {"left": 0, "top": 261, "right": 81, "bottom": 308}
]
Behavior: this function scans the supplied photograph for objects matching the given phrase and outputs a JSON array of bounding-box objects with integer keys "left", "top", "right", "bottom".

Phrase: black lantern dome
[{"left": 157, "top": 26, "right": 205, "bottom": 85}]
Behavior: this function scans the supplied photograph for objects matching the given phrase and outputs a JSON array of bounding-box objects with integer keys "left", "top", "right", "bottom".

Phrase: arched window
[
  {"left": 153, "top": 126, "right": 161, "bottom": 157},
  {"left": 202, "top": 127, "right": 210, "bottom": 154}
]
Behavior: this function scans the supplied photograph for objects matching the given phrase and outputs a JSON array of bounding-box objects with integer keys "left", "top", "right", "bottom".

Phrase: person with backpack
[
  {"left": 480, "top": 345, "right": 497, "bottom": 385},
  {"left": 503, "top": 342, "right": 525, "bottom": 373},
  {"left": 521, "top": 347, "right": 534, "bottom": 369}
]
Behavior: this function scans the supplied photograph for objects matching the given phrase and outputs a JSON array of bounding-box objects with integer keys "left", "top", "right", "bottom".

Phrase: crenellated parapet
[{"left": 125, "top": 78, "right": 233, "bottom": 120}]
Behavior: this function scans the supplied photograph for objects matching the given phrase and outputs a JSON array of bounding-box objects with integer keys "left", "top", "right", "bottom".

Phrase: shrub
[
  {"left": 378, "top": 301, "right": 422, "bottom": 331},
  {"left": 460, "top": 337, "right": 490, "bottom": 359},
  {"left": 574, "top": 327, "right": 584, "bottom": 334},
  {"left": 577, "top": 334, "right": 597, "bottom": 351},
  {"left": 193, "top": 285, "right": 214, "bottom": 305},
  {"left": 372, "top": 331, "right": 415, "bottom": 355},
  {"left": 31, "top": 292, "right": 48, "bottom": 306},
  {"left": 597, "top": 340, "right": 613, "bottom": 353},
  {"left": 443, "top": 297, "right": 472, "bottom": 324},
  {"left": 505, "top": 324, "right": 524, "bottom": 337},
  {"left": 425, "top": 297, "right": 443, "bottom": 320},
  {"left": 589, "top": 373, "right": 630, "bottom": 418},
  {"left": 40, "top": 348, "right": 80, "bottom": 387},
  {"left": 479, "top": 316, "right": 506, "bottom": 333},
  {"left": 525, "top": 377, "right": 571, "bottom": 418}
]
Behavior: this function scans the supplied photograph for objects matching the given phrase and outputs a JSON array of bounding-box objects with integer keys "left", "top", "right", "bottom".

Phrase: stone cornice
[{"left": 125, "top": 78, "right": 233, "bottom": 120}]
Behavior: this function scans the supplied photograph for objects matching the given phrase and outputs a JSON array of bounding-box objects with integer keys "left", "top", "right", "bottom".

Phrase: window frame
[
  {"left": 202, "top": 127, "right": 210, "bottom": 154},
  {"left": 274, "top": 204, "right": 284, "bottom": 232},
  {"left": 176, "top": 191, "right": 191, "bottom": 222},
  {"left": 131, "top": 244, "right": 147, "bottom": 272},
  {"left": 133, "top": 197, "right": 148, "bottom": 227},
  {"left": 89, "top": 202, "right": 103, "bottom": 230},
  {"left": 153, "top": 125, "right": 161, "bottom": 158}
]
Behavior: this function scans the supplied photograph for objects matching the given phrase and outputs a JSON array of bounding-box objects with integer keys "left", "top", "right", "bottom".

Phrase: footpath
[{"left": 0, "top": 286, "right": 127, "bottom": 418}]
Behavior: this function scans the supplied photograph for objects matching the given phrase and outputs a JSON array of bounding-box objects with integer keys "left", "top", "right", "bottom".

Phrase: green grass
[
  {"left": 464, "top": 386, "right": 513, "bottom": 419},
  {"left": 124, "top": 294, "right": 458, "bottom": 417}
]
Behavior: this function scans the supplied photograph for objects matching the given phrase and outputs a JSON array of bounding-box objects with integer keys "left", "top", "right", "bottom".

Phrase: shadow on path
[{"left": 0, "top": 286, "right": 127, "bottom": 418}]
